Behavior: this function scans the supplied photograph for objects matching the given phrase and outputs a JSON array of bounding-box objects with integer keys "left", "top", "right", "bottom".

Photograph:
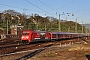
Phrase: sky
[{"left": 0, "top": 0, "right": 90, "bottom": 24}]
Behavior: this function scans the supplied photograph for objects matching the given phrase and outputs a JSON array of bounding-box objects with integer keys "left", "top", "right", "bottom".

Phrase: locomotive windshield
[{"left": 22, "top": 32, "right": 29, "bottom": 35}]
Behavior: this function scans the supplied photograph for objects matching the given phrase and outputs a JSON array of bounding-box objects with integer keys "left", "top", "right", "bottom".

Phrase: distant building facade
[{"left": 10, "top": 25, "right": 24, "bottom": 35}]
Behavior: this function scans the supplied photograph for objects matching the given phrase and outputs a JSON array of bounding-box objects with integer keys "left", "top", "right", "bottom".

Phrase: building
[{"left": 10, "top": 25, "right": 24, "bottom": 35}]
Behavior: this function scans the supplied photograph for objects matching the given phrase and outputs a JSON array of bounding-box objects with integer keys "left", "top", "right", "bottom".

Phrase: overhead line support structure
[{"left": 58, "top": 14, "right": 61, "bottom": 32}]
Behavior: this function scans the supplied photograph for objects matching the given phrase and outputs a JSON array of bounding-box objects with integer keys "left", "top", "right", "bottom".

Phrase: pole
[
  {"left": 44, "top": 18, "right": 46, "bottom": 31},
  {"left": 85, "top": 22, "right": 87, "bottom": 34},
  {"left": 45, "top": 24, "right": 46, "bottom": 31},
  {"left": 58, "top": 14, "right": 61, "bottom": 32},
  {"left": 37, "top": 17, "right": 38, "bottom": 30},
  {"left": 68, "top": 26, "right": 70, "bottom": 32},
  {"left": 7, "top": 19, "right": 8, "bottom": 34},
  {"left": 85, "top": 23, "right": 87, "bottom": 34},
  {"left": 45, "top": 14, "right": 46, "bottom": 31},
  {"left": 75, "top": 18, "right": 77, "bottom": 33},
  {"left": 66, "top": 16, "right": 67, "bottom": 21},
  {"left": 37, "top": 23, "right": 38, "bottom": 30},
  {"left": 82, "top": 21, "right": 83, "bottom": 33}
]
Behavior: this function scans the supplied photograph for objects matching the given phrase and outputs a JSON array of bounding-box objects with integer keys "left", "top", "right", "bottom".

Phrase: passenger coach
[{"left": 44, "top": 32, "right": 84, "bottom": 40}]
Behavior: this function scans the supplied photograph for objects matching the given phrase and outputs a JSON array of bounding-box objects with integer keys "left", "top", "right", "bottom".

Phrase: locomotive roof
[
  {"left": 22, "top": 30, "right": 46, "bottom": 33},
  {"left": 34, "top": 30, "right": 46, "bottom": 33}
]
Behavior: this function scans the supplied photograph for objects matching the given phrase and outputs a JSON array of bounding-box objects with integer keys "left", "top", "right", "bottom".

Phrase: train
[
  {"left": 21, "top": 30, "right": 89, "bottom": 43},
  {"left": 21, "top": 30, "right": 46, "bottom": 43}
]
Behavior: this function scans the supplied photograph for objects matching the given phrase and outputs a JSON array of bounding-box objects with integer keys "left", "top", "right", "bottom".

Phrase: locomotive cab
[
  {"left": 21, "top": 30, "right": 47, "bottom": 43},
  {"left": 21, "top": 30, "right": 33, "bottom": 43}
]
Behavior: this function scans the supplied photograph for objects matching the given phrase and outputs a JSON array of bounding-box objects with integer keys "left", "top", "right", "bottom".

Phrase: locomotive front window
[{"left": 22, "top": 33, "right": 29, "bottom": 35}]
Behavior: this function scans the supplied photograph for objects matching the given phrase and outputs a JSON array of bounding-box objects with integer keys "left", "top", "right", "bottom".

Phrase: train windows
[
  {"left": 60, "top": 34, "right": 63, "bottom": 37},
  {"left": 58, "top": 34, "right": 62, "bottom": 37},
  {"left": 22, "top": 33, "right": 29, "bottom": 35},
  {"left": 52, "top": 34, "right": 56, "bottom": 37}
]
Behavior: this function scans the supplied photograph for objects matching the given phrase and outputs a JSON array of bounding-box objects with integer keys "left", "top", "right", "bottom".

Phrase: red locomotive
[
  {"left": 21, "top": 30, "right": 85, "bottom": 43},
  {"left": 21, "top": 30, "right": 46, "bottom": 43}
]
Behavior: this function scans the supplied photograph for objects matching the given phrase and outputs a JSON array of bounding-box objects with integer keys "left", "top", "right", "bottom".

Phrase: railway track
[
  {"left": 0, "top": 37, "right": 87, "bottom": 57},
  {"left": 0, "top": 39, "right": 21, "bottom": 45},
  {"left": 0, "top": 42, "right": 53, "bottom": 56}
]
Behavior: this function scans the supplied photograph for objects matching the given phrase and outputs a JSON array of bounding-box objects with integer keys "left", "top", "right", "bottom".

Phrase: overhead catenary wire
[
  {"left": 0, "top": 3, "right": 52, "bottom": 17},
  {"left": 38, "top": 0, "right": 75, "bottom": 15},
  {"left": 0, "top": 0, "right": 76, "bottom": 16},
  {"left": 24, "top": 0, "right": 52, "bottom": 16},
  {"left": 0, "top": 0, "right": 75, "bottom": 14},
  {"left": 0, "top": 3, "right": 30, "bottom": 11},
  {"left": 38, "top": 0, "right": 55, "bottom": 11},
  {"left": 56, "top": 0, "right": 74, "bottom": 10},
  {"left": 0, "top": 0, "right": 90, "bottom": 19},
  {"left": 38, "top": 0, "right": 90, "bottom": 20},
  {"left": 0, "top": 3, "right": 37, "bottom": 16}
]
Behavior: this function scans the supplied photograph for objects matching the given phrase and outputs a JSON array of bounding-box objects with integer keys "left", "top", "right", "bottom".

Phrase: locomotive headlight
[
  {"left": 26, "top": 36, "right": 29, "bottom": 39},
  {"left": 21, "top": 36, "right": 24, "bottom": 39},
  {"left": 45, "top": 37, "right": 48, "bottom": 39}
]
